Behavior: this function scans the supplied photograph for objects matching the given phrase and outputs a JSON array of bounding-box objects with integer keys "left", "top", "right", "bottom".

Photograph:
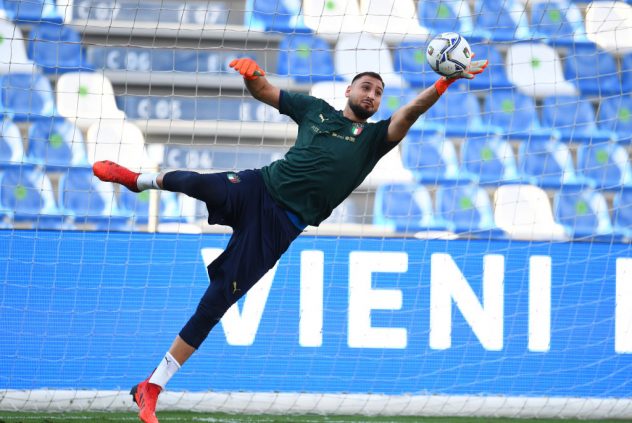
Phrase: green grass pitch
[{"left": 0, "top": 412, "right": 628, "bottom": 422}]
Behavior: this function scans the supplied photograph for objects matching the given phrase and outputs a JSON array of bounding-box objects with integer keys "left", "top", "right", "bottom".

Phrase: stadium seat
[
  {"left": 309, "top": 81, "right": 349, "bottom": 110},
  {"left": 612, "top": 188, "right": 632, "bottom": 239},
  {"left": 392, "top": 41, "right": 439, "bottom": 89},
  {"left": 0, "top": 21, "right": 38, "bottom": 74},
  {"left": 0, "top": 164, "right": 66, "bottom": 228},
  {"left": 373, "top": 182, "right": 452, "bottom": 233},
  {"left": 597, "top": 94, "right": 632, "bottom": 143},
  {"left": 119, "top": 189, "right": 186, "bottom": 226},
  {"left": 57, "top": 166, "right": 130, "bottom": 230},
  {"left": 553, "top": 187, "right": 619, "bottom": 241},
  {"left": 417, "top": 0, "right": 485, "bottom": 40},
  {"left": 56, "top": 72, "right": 125, "bottom": 130},
  {"left": 585, "top": 1, "right": 632, "bottom": 54},
  {"left": 0, "top": 118, "right": 25, "bottom": 167},
  {"left": 401, "top": 128, "right": 471, "bottom": 184},
  {"left": 460, "top": 134, "right": 521, "bottom": 186},
  {"left": 530, "top": 0, "right": 590, "bottom": 46},
  {"left": 424, "top": 89, "right": 495, "bottom": 137},
  {"left": 359, "top": 0, "right": 430, "bottom": 44},
  {"left": 473, "top": 0, "right": 532, "bottom": 42},
  {"left": 505, "top": 43, "right": 578, "bottom": 98},
  {"left": 26, "top": 118, "right": 88, "bottom": 169},
  {"left": 540, "top": 95, "right": 614, "bottom": 143},
  {"left": 334, "top": 33, "right": 405, "bottom": 87},
  {"left": 493, "top": 184, "right": 569, "bottom": 241},
  {"left": 361, "top": 145, "right": 415, "bottom": 189},
  {"left": 0, "top": 73, "right": 56, "bottom": 122},
  {"left": 462, "top": 43, "right": 513, "bottom": 90},
  {"left": 563, "top": 45, "right": 622, "bottom": 97},
  {"left": 518, "top": 137, "right": 591, "bottom": 189},
  {"left": 244, "top": 0, "right": 308, "bottom": 32},
  {"left": 576, "top": 141, "right": 632, "bottom": 190},
  {"left": 482, "top": 88, "right": 552, "bottom": 141},
  {"left": 302, "top": 0, "right": 363, "bottom": 38},
  {"left": 2, "top": 0, "right": 63, "bottom": 24},
  {"left": 371, "top": 86, "right": 419, "bottom": 126},
  {"left": 435, "top": 183, "right": 505, "bottom": 237},
  {"left": 277, "top": 34, "right": 338, "bottom": 84},
  {"left": 86, "top": 120, "right": 157, "bottom": 172},
  {"left": 28, "top": 23, "right": 94, "bottom": 75},
  {"left": 622, "top": 53, "right": 632, "bottom": 93}
]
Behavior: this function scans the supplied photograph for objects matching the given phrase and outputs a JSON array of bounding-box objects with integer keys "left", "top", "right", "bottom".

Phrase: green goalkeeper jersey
[{"left": 261, "top": 90, "right": 397, "bottom": 226}]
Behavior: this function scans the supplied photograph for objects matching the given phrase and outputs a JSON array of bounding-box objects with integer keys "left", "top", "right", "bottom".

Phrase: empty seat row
[
  {"left": 0, "top": 164, "right": 187, "bottom": 230},
  {"left": 374, "top": 182, "right": 632, "bottom": 242}
]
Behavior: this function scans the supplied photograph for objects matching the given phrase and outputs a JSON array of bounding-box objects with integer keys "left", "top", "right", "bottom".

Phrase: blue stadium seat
[
  {"left": 392, "top": 41, "right": 438, "bottom": 89},
  {"left": 597, "top": 94, "right": 632, "bottom": 143},
  {"left": 482, "top": 88, "right": 551, "bottom": 140},
  {"left": 26, "top": 118, "right": 88, "bottom": 169},
  {"left": 530, "top": 0, "right": 590, "bottom": 46},
  {"left": 0, "top": 73, "right": 56, "bottom": 122},
  {"left": 58, "top": 166, "right": 129, "bottom": 230},
  {"left": 424, "top": 90, "right": 495, "bottom": 137},
  {"left": 401, "top": 128, "right": 472, "bottom": 184},
  {"left": 576, "top": 141, "right": 632, "bottom": 190},
  {"left": 462, "top": 43, "right": 513, "bottom": 90},
  {"left": 473, "top": 0, "right": 532, "bottom": 42},
  {"left": 553, "top": 187, "right": 619, "bottom": 241},
  {"left": 564, "top": 45, "right": 622, "bottom": 97},
  {"left": 373, "top": 182, "right": 452, "bottom": 232},
  {"left": 244, "top": 0, "right": 308, "bottom": 32},
  {"left": 417, "top": 0, "right": 486, "bottom": 40},
  {"left": 612, "top": 188, "right": 632, "bottom": 239},
  {"left": 3, "top": 0, "right": 63, "bottom": 23},
  {"left": 28, "top": 23, "right": 94, "bottom": 74},
  {"left": 518, "top": 138, "right": 591, "bottom": 189},
  {"left": 372, "top": 87, "right": 418, "bottom": 125},
  {"left": 0, "top": 118, "right": 25, "bottom": 167},
  {"left": 277, "top": 34, "right": 338, "bottom": 84},
  {"left": 460, "top": 134, "right": 521, "bottom": 185},
  {"left": 119, "top": 189, "right": 186, "bottom": 226},
  {"left": 435, "top": 183, "right": 505, "bottom": 237},
  {"left": 0, "top": 164, "right": 66, "bottom": 228},
  {"left": 621, "top": 53, "right": 632, "bottom": 93},
  {"left": 540, "top": 95, "right": 614, "bottom": 143}
]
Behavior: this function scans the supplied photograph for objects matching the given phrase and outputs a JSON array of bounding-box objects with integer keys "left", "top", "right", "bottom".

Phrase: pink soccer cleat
[
  {"left": 93, "top": 160, "right": 141, "bottom": 193},
  {"left": 130, "top": 378, "right": 162, "bottom": 423}
]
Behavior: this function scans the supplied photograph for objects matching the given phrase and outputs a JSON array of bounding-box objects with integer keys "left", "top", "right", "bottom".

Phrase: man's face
[{"left": 345, "top": 76, "right": 384, "bottom": 120}]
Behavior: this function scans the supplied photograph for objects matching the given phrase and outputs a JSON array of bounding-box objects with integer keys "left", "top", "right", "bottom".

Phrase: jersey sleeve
[
  {"left": 279, "top": 90, "right": 320, "bottom": 124},
  {"left": 373, "top": 118, "right": 400, "bottom": 159}
]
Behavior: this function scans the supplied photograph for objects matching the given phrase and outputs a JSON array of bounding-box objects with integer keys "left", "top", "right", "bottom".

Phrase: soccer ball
[{"left": 425, "top": 32, "right": 472, "bottom": 78}]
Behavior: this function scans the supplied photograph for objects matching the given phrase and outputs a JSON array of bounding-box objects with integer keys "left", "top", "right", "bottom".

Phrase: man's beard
[{"left": 348, "top": 99, "right": 375, "bottom": 120}]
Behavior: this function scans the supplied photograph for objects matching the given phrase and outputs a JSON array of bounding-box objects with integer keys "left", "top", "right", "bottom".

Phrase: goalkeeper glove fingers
[
  {"left": 434, "top": 57, "right": 489, "bottom": 95},
  {"left": 229, "top": 57, "right": 265, "bottom": 80}
]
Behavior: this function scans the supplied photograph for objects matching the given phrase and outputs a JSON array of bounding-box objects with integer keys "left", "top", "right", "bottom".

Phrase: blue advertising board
[{"left": 1, "top": 230, "right": 631, "bottom": 398}]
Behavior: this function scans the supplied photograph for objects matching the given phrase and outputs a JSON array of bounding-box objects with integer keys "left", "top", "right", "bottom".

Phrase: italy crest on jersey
[{"left": 351, "top": 123, "right": 364, "bottom": 136}]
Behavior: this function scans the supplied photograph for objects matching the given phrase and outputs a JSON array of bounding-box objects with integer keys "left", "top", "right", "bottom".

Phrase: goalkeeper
[{"left": 93, "top": 56, "right": 487, "bottom": 423}]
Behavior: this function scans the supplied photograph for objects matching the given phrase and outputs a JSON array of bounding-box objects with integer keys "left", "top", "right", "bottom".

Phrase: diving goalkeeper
[{"left": 93, "top": 56, "right": 487, "bottom": 423}]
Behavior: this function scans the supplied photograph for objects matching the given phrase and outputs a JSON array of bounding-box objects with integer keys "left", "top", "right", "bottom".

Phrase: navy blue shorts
[{"left": 162, "top": 169, "right": 303, "bottom": 348}]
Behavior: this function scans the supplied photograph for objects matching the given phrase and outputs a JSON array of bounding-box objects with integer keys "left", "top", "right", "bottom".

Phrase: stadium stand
[
  {"left": 554, "top": 187, "right": 620, "bottom": 241},
  {"left": 563, "top": 45, "right": 622, "bottom": 97},
  {"left": 302, "top": 0, "right": 363, "bottom": 37},
  {"left": 27, "top": 24, "right": 94, "bottom": 75},
  {"left": 26, "top": 117, "right": 89, "bottom": 169},
  {"left": 0, "top": 118, "right": 25, "bottom": 167},
  {"left": 118, "top": 189, "right": 185, "bottom": 226},
  {"left": 373, "top": 182, "right": 453, "bottom": 233},
  {"left": 57, "top": 166, "right": 130, "bottom": 230},
  {"left": 2, "top": 0, "right": 63, "bottom": 23},
  {"left": 597, "top": 94, "right": 632, "bottom": 143},
  {"left": 435, "top": 183, "right": 505, "bottom": 238},
  {"left": 460, "top": 134, "right": 521, "bottom": 186},
  {"left": 244, "top": 0, "right": 307, "bottom": 32},
  {"left": 576, "top": 141, "right": 632, "bottom": 190},
  {"left": 359, "top": 0, "right": 429, "bottom": 44},
  {"left": 493, "top": 184, "right": 570, "bottom": 241},
  {"left": 424, "top": 89, "right": 494, "bottom": 137},
  {"left": 540, "top": 94, "right": 614, "bottom": 143},
  {"left": 462, "top": 43, "right": 513, "bottom": 90},
  {"left": 529, "top": 0, "right": 590, "bottom": 46},
  {"left": 0, "top": 73, "right": 56, "bottom": 121},
  {"left": 473, "top": 0, "right": 532, "bottom": 42},
  {"left": 392, "top": 40, "right": 438, "bottom": 88},
  {"left": 612, "top": 187, "right": 632, "bottom": 239},
  {"left": 584, "top": 0, "right": 632, "bottom": 53},
  {"left": 277, "top": 33, "right": 339, "bottom": 84},
  {"left": 0, "top": 20, "right": 38, "bottom": 74}
]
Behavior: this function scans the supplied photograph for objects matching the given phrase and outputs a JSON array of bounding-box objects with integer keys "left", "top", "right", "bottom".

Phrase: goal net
[{"left": 1, "top": 0, "right": 631, "bottom": 419}]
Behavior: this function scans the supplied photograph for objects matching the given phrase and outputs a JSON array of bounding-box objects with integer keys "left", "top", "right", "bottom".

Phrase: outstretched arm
[
  {"left": 386, "top": 59, "right": 488, "bottom": 142},
  {"left": 229, "top": 58, "right": 281, "bottom": 110}
]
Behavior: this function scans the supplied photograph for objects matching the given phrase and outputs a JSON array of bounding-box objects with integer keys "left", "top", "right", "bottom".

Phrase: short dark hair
[{"left": 351, "top": 72, "right": 385, "bottom": 88}]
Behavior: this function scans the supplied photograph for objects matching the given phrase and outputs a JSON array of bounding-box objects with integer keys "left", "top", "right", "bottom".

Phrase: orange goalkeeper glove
[
  {"left": 229, "top": 57, "right": 265, "bottom": 80},
  {"left": 434, "top": 58, "right": 489, "bottom": 95}
]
